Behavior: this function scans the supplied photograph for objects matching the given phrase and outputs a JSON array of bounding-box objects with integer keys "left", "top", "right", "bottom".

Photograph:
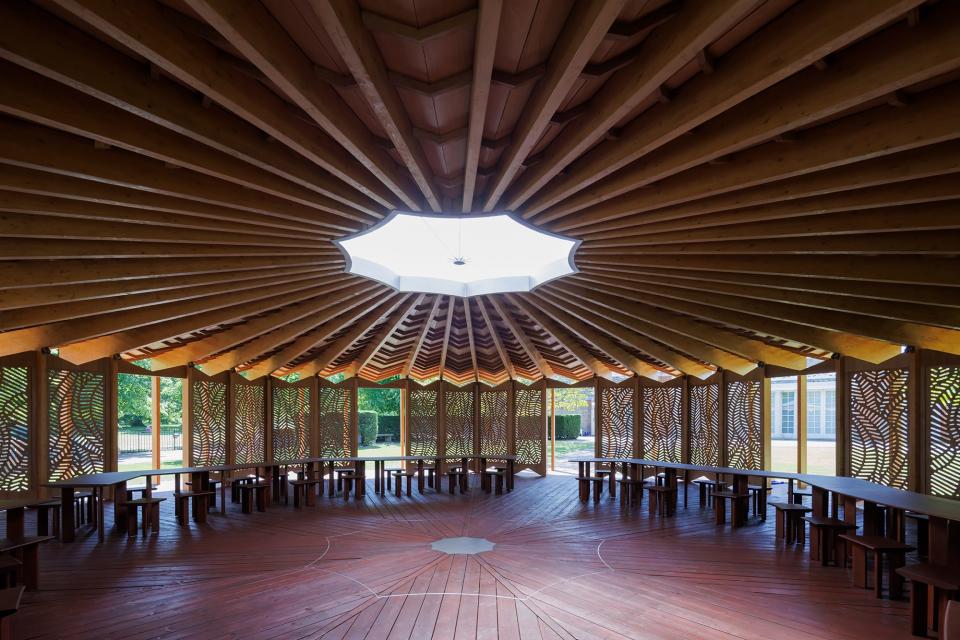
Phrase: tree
[
  {"left": 358, "top": 387, "right": 401, "bottom": 415},
  {"left": 117, "top": 373, "right": 151, "bottom": 428}
]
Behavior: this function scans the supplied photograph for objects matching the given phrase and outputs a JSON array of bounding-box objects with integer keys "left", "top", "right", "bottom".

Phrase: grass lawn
[
  {"left": 771, "top": 440, "right": 836, "bottom": 475},
  {"left": 118, "top": 459, "right": 183, "bottom": 472}
]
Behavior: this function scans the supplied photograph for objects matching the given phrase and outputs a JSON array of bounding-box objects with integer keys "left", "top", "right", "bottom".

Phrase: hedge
[
  {"left": 378, "top": 414, "right": 401, "bottom": 438},
  {"left": 358, "top": 411, "right": 378, "bottom": 445},
  {"left": 553, "top": 414, "right": 581, "bottom": 440}
]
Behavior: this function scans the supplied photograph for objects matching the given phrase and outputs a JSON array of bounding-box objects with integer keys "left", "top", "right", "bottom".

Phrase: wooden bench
[
  {"left": 446, "top": 470, "right": 468, "bottom": 494},
  {"left": 125, "top": 497, "right": 165, "bottom": 537},
  {"left": 185, "top": 480, "right": 220, "bottom": 510},
  {"left": 575, "top": 475, "right": 602, "bottom": 502},
  {"left": 0, "top": 536, "right": 51, "bottom": 591},
  {"left": 0, "top": 586, "right": 24, "bottom": 640},
  {"left": 648, "top": 485, "right": 677, "bottom": 517},
  {"left": 393, "top": 470, "right": 414, "bottom": 497},
  {"left": 483, "top": 470, "right": 505, "bottom": 496},
  {"left": 290, "top": 475, "right": 321, "bottom": 508},
  {"left": 693, "top": 479, "right": 727, "bottom": 508},
  {"left": 174, "top": 490, "right": 216, "bottom": 524},
  {"left": 73, "top": 491, "right": 96, "bottom": 526},
  {"left": 383, "top": 466, "right": 402, "bottom": 491},
  {"left": 0, "top": 557, "right": 19, "bottom": 590},
  {"left": 238, "top": 483, "right": 269, "bottom": 513},
  {"left": 802, "top": 516, "right": 857, "bottom": 566},
  {"left": 839, "top": 534, "right": 914, "bottom": 599},
  {"left": 747, "top": 484, "right": 771, "bottom": 520},
  {"left": 770, "top": 502, "right": 811, "bottom": 545},
  {"left": 712, "top": 490, "right": 749, "bottom": 526},
  {"left": 617, "top": 477, "right": 644, "bottom": 508},
  {"left": 231, "top": 475, "right": 264, "bottom": 503},
  {"left": 896, "top": 563, "right": 960, "bottom": 637},
  {"left": 791, "top": 489, "right": 812, "bottom": 505},
  {"left": 945, "top": 600, "right": 959, "bottom": 640}
]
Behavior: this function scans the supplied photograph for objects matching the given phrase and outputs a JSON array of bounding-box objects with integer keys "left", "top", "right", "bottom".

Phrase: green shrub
[
  {"left": 378, "top": 414, "right": 401, "bottom": 438},
  {"left": 358, "top": 411, "right": 379, "bottom": 445},
  {"left": 553, "top": 414, "right": 581, "bottom": 440}
]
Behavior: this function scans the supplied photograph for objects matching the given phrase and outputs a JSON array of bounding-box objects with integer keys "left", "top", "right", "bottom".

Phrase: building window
[
  {"left": 824, "top": 390, "right": 836, "bottom": 435},
  {"left": 779, "top": 391, "right": 795, "bottom": 436},
  {"left": 808, "top": 390, "right": 822, "bottom": 435}
]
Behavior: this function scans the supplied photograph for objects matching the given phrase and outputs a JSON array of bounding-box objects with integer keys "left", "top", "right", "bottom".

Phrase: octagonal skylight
[{"left": 335, "top": 212, "right": 579, "bottom": 296}]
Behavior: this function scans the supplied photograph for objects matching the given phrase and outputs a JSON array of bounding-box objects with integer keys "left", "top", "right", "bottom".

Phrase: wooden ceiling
[{"left": 0, "top": 0, "right": 958, "bottom": 385}]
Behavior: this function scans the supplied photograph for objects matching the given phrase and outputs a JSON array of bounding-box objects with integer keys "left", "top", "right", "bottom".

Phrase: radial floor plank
[{"left": 10, "top": 475, "right": 914, "bottom": 639}]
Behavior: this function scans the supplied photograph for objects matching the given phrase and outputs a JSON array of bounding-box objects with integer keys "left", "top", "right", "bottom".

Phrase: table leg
[
  {"left": 356, "top": 460, "right": 365, "bottom": 498},
  {"left": 21, "top": 542, "right": 38, "bottom": 591},
  {"left": 508, "top": 459, "right": 515, "bottom": 491},
  {"left": 60, "top": 487, "right": 75, "bottom": 542},
  {"left": 375, "top": 461, "right": 381, "bottom": 495},
  {"left": 812, "top": 487, "right": 828, "bottom": 518},
  {"left": 417, "top": 459, "right": 424, "bottom": 494},
  {"left": 97, "top": 487, "right": 105, "bottom": 543},
  {"left": 5, "top": 507, "right": 23, "bottom": 540}
]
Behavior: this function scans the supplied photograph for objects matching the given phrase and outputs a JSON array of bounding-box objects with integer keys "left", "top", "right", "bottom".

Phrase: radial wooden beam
[
  {"left": 289, "top": 293, "right": 411, "bottom": 378},
  {"left": 149, "top": 286, "right": 358, "bottom": 369},
  {"left": 0, "top": 0, "right": 384, "bottom": 217},
  {"left": 522, "top": 0, "right": 928, "bottom": 216},
  {"left": 401, "top": 295, "right": 442, "bottom": 377},
  {"left": 504, "top": 293, "right": 612, "bottom": 379},
  {"left": 474, "top": 296, "right": 516, "bottom": 380},
  {"left": 0, "top": 62, "right": 377, "bottom": 225},
  {"left": 550, "top": 279, "right": 904, "bottom": 363},
  {"left": 350, "top": 294, "right": 425, "bottom": 378},
  {"left": 524, "top": 291, "right": 662, "bottom": 379},
  {"left": 309, "top": 0, "right": 442, "bottom": 211},
  {"left": 549, "top": 82, "right": 960, "bottom": 231},
  {"left": 481, "top": 0, "right": 626, "bottom": 211},
  {"left": 0, "top": 118, "right": 364, "bottom": 233},
  {"left": 462, "top": 297, "right": 479, "bottom": 383},
  {"left": 48, "top": 0, "right": 399, "bottom": 209},
  {"left": 544, "top": 1, "right": 960, "bottom": 221},
  {"left": 437, "top": 296, "right": 456, "bottom": 380},
  {"left": 545, "top": 280, "right": 806, "bottom": 371},
  {"left": 534, "top": 288, "right": 724, "bottom": 378},
  {"left": 505, "top": 0, "right": 753, "bottom": 211},
  {"left": 461, "top": 0, "right": 502, "bottom": 212},
  {"left": 485, "top": 295, "right": 554, "bottom": 379},
  {"left": 235, "top": 288, "right": 392, "bottom": 379}
]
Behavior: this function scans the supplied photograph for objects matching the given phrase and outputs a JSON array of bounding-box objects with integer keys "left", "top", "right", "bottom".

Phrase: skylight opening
[{"left": 336, "top": 212, "right": 579, "bottom": 296}]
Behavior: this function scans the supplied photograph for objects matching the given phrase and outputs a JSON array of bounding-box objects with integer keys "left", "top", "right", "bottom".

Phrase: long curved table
[
  {"left": 572, "top": 456, "right": 960, "bottom": 571},
  {"left": 43, "top": 454, "right": 517, "bottom": 543}
]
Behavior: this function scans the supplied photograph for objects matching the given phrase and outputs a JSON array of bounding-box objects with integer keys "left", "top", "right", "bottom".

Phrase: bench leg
[
  {"left": 406, "top": 475, "right": 412, "bottom": 497},
  {"left": 888, "top": 552, "right": 905, "bottom": 600},
  {"left": 127, "top": 506, "right": 138, "bottom": 537},
  {"left": 908, "top": 581, "right": 929, "bottom": 636},
  {"left": 775, "top": 509, "right": 785, "bottom": 541},
  {"left": 851, "top": 545, "right": 867, "bottom": 589}
]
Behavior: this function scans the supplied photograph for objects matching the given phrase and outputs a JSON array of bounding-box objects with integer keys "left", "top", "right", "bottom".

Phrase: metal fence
[{"left": 118, "top": 426, "right": 182, "bottom": 453}]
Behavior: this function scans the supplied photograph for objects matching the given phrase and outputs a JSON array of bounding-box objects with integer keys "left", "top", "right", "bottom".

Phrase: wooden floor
[{"left": 10, "top": 475, "right": 914, "bottom": 640}]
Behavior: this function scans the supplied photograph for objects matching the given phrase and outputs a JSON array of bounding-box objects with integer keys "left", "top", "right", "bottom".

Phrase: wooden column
[
  {"left": 151, "top": 376, "right": 161, "bottom": 482},
  {"left": 104, "top": 358, "right": 119, "bottom": 476},
  {"left": 908, "top": 348, "right": 925, "bottom": 493},
  {"left": 593, "top": 378, "right": 602, "bottom": 458},
  {"left": 835, "top": 357, "right": 848, "bottom": 477},
  {"left": 265, "top": 375, "right": 274, "bottom": 461},
  {"left": 182, "top": 367, "right": 194, "bottom": 466},
  {"left": 32, "top": 351, "right": 49, "bottom": 499},
  {"left": 437, "top": 380, "right": 446, "bottom": 463},
  {"left": 550, "top": 386, "right": 555, "bottom": 472},
  {"left": 680, "top": 375, "right": 690, "bottom": 464},
  {"left": 309, "top": 376, "right": 320, "bottom": 457},
  {"left": 506, "top": 380, "right": 516, "bottom": 458},
  {"left": 349, "top": 377, "right": 359, "bottom": 457},
  {"left": 797, "top": 375, "right": 808, "bottom": 474},
  {"left": 400, "top": 379, "right": 407, "bottom": 457},
  {"left": 762, "top": 372, "right": 772, "bottom": 471},
  {"left": 718, "top": 370, "right": 728, "bottom": 467},
  {"left": 635, "top": 377, "right": 644, "bottom": 458}
]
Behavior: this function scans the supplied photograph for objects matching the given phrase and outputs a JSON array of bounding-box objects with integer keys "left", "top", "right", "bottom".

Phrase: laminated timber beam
[
  {"left": 286, "top": 293, "right": 411, "bottom": 379},
  {"left": 524, "top": 292, "right": 662, "bottom": 380},
  {"left": 532, "top": 289, "right": 715, "bottom": 379},
  {"left": 548, "top": 280, "right": 905, "bottom": 363},
  {"left": 345, "top": 294, "right": 425, "bottom": 379},
  {"left": 400, "top": 295, "right": 442, "bottom": 378},
  {"left": 474, "top": 296, "right": 517, "bottom": 380},
  {"left": 503, "top": 293, "right": 613, "bottom": 380},
  {"left": 461, "top": 0, "right": 501, "bottom": 211},
  {"left": 462, "top": 298, "right": 480, "bottom": 383},
  {"left": 0, "top": 0, "right": 384, "bottom": 217},
  {"left": 307, "top": 0, "right": 442, "bottom": 211},
  {"left": 481, "top": 0, "right": 625, "bottom": 211},
  {"left": 0, "top": 61, "right": 376, "bottom": 225},
  {"left": 0, "top": 118, "right": 365, "bottom": 233},
  {"left": 48, "top": 0, "right": 402, "bottom": 209},
  {"left": 223, "top": 288, "right": 392, "bottom": 378},
  {"left": 548, "top": 81, "right": 960, "bottom": 231},
  {"left": 437, "top": 296, "right": 457, "bottom": 380},
  {"left": 523, "top": 0, "right": 932, "bottom": 216},
  {"left": 485, "top": 295, "right": 554, "bottom": 379},
  {"left": 504, "top": 0, "right": 755, "bottom": 210}
]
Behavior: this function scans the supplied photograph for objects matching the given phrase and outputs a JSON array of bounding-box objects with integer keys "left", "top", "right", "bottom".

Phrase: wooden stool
[
  {"left": 647, "top": 485, "right": 676, "bottom": 517},
  {"left": 446, "top": 470, "right": 468, "bottom": 494},
  {"left": 693, "top": 479, "right": 727, "bottom": 508},
  {"left": 770, "top": 502, "right": 811, "bottom": 545},
  {"left": 747, "top": 484, "right": 771, "bottom": 520},
  {"left": 28, "top": 500, "right": 61, "bottom": 538},
  {"left": 791, "top": 489, "right": 812, "bottom": 505},
  {"left": 575, "top": 475, "right": 602, "bottom": 502},
  {"left": 393, "top": 470, "right": 414, "bottom": 497},
  {"left": 383, "top": 466, "right": 402, "bottom": 491},
  {"left": 174, "top": 490, "right": 216, "bottom": 524},
  {"left": 896, "top": 563, "right": 960, "bottom": 637},
  {"left": 617, "top": 478, "right": 644, "bottom": 508},
  {"left": 290, "top": 476, "right": 320, "bottom": 508},
  {"left": 124, "top": 497, "right": 165, "bottom": 537},
  {"left": 906, "top": 512, "right": 929, "bottom": 557},
  {"left": 840, "top": 534, "right": 914, "bottom": 599},
  {"left": 238, "top": 483, "right": 269, "bottom": 513},
  {"left": 73, "top": 492, "right": 95, "bottom": 526},
  {"left": 343, "top": 472, "right": 365, "bottom": 501},
  {"left": 802, "top": 516, "right": 857, "bottom": 566},
  {"left": 185, "top": 480, "right": 220, "bottom": 510},
  {"left": 0, "top": 586, "right": 24, "bottom": 640},
  {"left": 945, "top": 601, "right": 959, "bottom": 640},
  {"left": 713, "top": 490, "right": 749, "bottom": 526},
  {"left": 335, "top": 468, "right": 355, "bottom": 493},
  {"left": 483, "top": 470, "right": 505, "bottom": 495},
  {"left": 0, "top": 557, "right": 19, "bottom": 590}
]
